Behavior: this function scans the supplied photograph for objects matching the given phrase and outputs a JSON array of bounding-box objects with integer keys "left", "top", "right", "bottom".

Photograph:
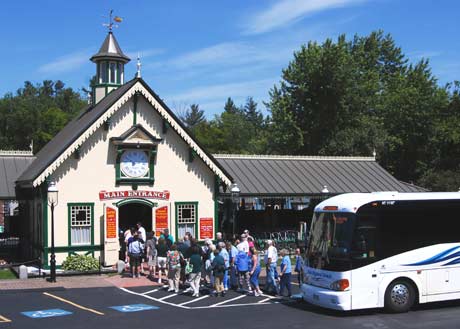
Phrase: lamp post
[
  {"left": 230, "top": 183, "right": 240, "bottom": 235},
  {"left": 47, "top": 181, "right": 58, "bottom": 283}
]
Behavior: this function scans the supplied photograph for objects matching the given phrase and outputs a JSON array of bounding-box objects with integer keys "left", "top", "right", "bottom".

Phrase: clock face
[{"left": 120, "top": 150, "right": 149, "bottom": 178}]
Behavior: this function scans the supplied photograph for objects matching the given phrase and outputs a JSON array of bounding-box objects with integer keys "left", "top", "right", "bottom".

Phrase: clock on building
[{"left": 120, "top": 150, "right": 149, "bottom": 178}]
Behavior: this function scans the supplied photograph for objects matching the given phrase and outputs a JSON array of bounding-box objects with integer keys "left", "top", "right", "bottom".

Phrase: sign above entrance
[{"left": 99, "top": 190, "right": 170, "bottom": 201}]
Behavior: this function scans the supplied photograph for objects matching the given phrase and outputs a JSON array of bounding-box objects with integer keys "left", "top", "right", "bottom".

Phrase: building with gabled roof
[{"left": 16, "top": 30, "right": 232, "bottom": 267}]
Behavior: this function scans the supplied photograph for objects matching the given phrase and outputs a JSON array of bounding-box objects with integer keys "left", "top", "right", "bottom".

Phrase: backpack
[
  {"left": 168, "top": 251, "right": 181, "bottom": 268},
  {"left": 235, "top": 251, "right": 249, "bottom": 272}
]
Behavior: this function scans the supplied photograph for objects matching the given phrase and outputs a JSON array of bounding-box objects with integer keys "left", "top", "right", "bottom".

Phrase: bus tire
[{"left": 384, "top": 279, "right": 415, "bottom": 313}]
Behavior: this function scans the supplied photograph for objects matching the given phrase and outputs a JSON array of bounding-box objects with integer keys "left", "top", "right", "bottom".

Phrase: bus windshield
[{"left": 306, "top": 212, "right": 356, "bottom": 271}]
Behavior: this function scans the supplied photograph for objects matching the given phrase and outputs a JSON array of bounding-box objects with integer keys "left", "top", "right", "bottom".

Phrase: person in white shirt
[
  {"left": 264, "top": 240, "right": 280, "bottom": 295},
  {"left": 136, "top": 222, "right": 147, "bottom": 275},
  {"left": 237, "top": 234, "right": 249, "bottom": 253},
  {"left": 136, "top": 222, "right": 146, "bottom": 242}
]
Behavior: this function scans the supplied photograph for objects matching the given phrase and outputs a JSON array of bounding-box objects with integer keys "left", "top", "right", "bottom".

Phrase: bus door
[{"left": 351, "top": 214, "right": 380, "bottom": 309}]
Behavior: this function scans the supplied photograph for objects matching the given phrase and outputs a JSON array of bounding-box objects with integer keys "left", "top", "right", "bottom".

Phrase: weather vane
[{"left": 102, "top": 9, "right": 123, "bottom": 31}]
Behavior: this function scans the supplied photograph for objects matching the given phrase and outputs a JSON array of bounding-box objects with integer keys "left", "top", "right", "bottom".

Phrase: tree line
[{"left": 1, "top": 30, "right": 459, "bottom": 191}]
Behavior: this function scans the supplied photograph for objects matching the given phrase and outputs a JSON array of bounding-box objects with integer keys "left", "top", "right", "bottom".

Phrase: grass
[{"left": 0, "top": 268, "right": 17, "bottom": 280}]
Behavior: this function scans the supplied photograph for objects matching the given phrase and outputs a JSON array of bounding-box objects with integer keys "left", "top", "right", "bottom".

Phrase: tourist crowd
[{"left": 123, "top": 224, "right": 303, "bottom": 298}]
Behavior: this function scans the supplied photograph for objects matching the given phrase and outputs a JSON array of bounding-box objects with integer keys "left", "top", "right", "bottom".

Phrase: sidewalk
[{"left": 0, "top": 267, "right": 271, "bottom": 291}]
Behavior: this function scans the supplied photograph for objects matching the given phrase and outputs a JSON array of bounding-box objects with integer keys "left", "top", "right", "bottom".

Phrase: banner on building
[
  {"left": 199, "top": 217, "right": 214, "bottom": 240},
  {"left": 155, "top": 206, "right": 168, "bottom": 237},
  {"left": 105, "top": 207, "right": 117, "bottom": 239},
  {"left": 99, "top": 190, "right": 170, "bottom": 201}
]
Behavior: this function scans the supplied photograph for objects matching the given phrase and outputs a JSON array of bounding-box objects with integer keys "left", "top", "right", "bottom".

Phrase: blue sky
[{"left": 1, "top": 0, "right": 459, "bottom": 117}]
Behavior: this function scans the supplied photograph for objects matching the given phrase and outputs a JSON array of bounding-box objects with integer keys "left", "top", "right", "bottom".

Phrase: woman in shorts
[
  {"left": 156, "top": 238, "right": 168, "bottom": 284},
  {"left": 146, "top": 232, "right": 157, "bottom": 280}
]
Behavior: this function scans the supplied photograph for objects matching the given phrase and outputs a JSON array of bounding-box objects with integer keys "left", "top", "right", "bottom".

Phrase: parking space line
[
  {"left": 210, "top": 294, "right": 246, "bottom": 307},
  {"left": 178, "top": 295, "right": 209, "bottom": 306},
  {"left": 0, "top": 315, "right": 11, "bottom": 323},
  {"left": 258, "top": 298, "right": 272, "bottom": 303},
  {"left": 43, "top": 292, "right": 104, "bottom": 315},
  {"left": 158, "top": 293, "right": 178, "bottom": 301},
  {"left": 141, "top": 288, "right": 160, "bottom": 295}
]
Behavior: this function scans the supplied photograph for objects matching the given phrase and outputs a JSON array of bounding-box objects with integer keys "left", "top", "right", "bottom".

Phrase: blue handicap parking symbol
[
  {"left": 110, "top": 304, "right": 159, "bottom": 313},
  {"left": 21, "top": 309, "right": 72, "bottom": 318}
]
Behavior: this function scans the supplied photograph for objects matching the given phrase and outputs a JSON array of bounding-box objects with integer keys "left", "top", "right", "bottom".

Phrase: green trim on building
[
  {"left": 115, "top": 198, "right": 157, "bottom": 208},
  {"left": 162, "top": 119, "right": 169, "bottom": 134},
  {"left": 214, "top": 175, "right": 220, "bottom": 240},
  {"left": 41, "top": 182, "right": 48, "bottom": 256},
  {"left": 116, "top": 146, "right": 156, "bottom": 186},
  {"left": 175, "top": 201, "right": 199, "bottom": 241},
  {"left": 67, "top": 202, "right": 95, "bottom": 247}
]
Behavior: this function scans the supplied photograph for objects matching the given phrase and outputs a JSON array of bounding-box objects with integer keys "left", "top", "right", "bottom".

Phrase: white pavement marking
[
  {"left": 119, "top": 287, "right": 282, "bottom": 309},
  {"left": 258, "top": 298, "right": 272, "bottom": 304},
  {"left": 119, "top": 287, "right": 190, "bottom": 309},
  {"left": 210, "top": 294, "right": 246, "bottom": 307},
  {"left": 141, "top": 288, "right": 160, "bottom": 295},
  {"left": 178, "top": 295, "right": 209, "bottom": 306},
  {"left": 158, "top": 293, "right": 178, "bottom": 301},
  {"left": 192, "top": 302, "right": 272, "bottom": 309}
]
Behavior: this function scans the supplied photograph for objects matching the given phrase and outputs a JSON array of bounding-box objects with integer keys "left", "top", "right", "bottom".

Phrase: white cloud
[
  {"left": 126, "top": 48, "right": 165, "bottom": 60},
  {"left": 407, "top": 50, "right": 442, "bottom": 60},
  {"left": 165, "top": 78, "right": 275, "bottom": 102},
  {"left": 164, "top": 78, "right": 276, "bottom": 116},
  {"left": 38, "top": 49, "right": 92, "bottom": 74},
  {"left": 243, "top": 0, "right": 365, "bottom": 35}
]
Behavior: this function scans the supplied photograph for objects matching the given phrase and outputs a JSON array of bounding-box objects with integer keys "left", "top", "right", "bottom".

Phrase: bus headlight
[{"left": 330, "top": 279, "right": 350, "bottom": 291}]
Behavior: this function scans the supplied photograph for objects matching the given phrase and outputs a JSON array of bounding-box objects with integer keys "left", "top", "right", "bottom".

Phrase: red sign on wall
[
  {"left": 200, "top": 217, "right": 214, "bottom": 240},
  {"left": 155, "top": 206, "right": 169, "bottom": 237},
  {"left": 106, "top": 207, "right": 117, "bottom": 239}
]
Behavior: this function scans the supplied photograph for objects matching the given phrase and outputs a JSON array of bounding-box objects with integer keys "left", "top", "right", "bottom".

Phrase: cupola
[{"left": 90, "top": 27, "right": 130, "bottom": 104}]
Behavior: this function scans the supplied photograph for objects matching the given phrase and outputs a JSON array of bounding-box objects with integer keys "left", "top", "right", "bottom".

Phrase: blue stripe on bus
[{"left": 403, "top": 246, "right": 460, "bottom": 266}]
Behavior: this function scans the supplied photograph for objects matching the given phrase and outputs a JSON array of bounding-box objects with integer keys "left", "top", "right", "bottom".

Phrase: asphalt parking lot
[{"left": 2, "top": 281, "right": 460, "bottom": 329}]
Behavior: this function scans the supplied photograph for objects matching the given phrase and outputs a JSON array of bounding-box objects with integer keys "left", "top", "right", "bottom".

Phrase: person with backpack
[
  {"left": 211, "top": 249, "right": 226, "bottom": 297},
  {"left": 235, "top": 248, "right": 251, "bottom": 293},
  {"left": 127, "top": 232, "right": 144, "bottom": 278},
  {"left": 166, "top": 244, "right": 184, "bottom": 293}
]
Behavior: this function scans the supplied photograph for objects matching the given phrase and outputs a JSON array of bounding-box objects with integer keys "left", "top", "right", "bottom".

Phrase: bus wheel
[{"left": 384, "top": 280, "right": 415, "bottom": 313}]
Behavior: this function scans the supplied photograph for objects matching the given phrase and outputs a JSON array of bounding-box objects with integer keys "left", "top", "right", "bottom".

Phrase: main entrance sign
[{"left": 99, "top": 190, "right": 170, "bottom": 201}]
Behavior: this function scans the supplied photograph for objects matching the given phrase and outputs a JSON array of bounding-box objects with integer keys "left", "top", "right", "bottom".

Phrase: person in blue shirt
[
  {"left": 279, "top": 249, "right": 292, "bottom": 297},
  {"left": 218, "top": 242, "right": 230, "bottom": 291},
  {"left": 294, "top": 248, "right": 303, "bottom": 285},
  {"left": 226, "top": 241, "right": 239, "bottom": 290}
]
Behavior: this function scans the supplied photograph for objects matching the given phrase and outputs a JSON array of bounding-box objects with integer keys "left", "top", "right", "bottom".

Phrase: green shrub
[{"left": 62, "top": 254, "right": 99, "bottom": 272}]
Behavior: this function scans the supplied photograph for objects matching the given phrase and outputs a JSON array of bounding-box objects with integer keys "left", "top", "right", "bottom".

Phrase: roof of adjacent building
[
  {"left": 0, "top": 151, "right": 36, "bottom": 198},
  {"left": 90, "top": 32, "right": 130, "bottom": 63},
  {"left": 17, "top": 78, "right": 233, "bottom": 187},
  {"left": 214, "top": 154, "right": 427, "bottom": 196}
]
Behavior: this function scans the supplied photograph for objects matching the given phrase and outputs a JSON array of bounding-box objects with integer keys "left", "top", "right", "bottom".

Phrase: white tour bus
[{"left": 301, "top": 192, "right": 460, "bottom": 312}]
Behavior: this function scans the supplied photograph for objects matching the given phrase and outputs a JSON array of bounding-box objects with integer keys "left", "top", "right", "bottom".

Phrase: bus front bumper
[{"left": 300, "top": 283, "right": 352, "bottom": 311}]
